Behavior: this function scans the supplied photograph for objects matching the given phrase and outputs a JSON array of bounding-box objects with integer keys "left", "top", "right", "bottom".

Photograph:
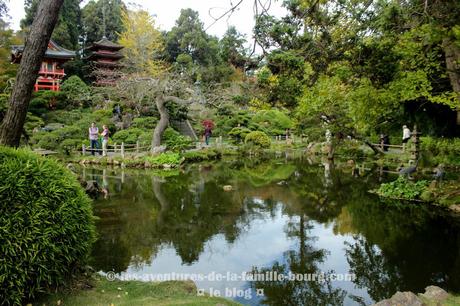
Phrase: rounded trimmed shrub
[
  {"left": 0, "top": 147, "right": 95, "bottom": 305},
  {"left": 245, "top": 131, "right": 271, "bottom": 148}
]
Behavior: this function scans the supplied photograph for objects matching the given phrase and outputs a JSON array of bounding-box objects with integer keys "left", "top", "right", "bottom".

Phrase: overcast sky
[{"left": 6, "top": 0, "right": 287, "bottom": 41}]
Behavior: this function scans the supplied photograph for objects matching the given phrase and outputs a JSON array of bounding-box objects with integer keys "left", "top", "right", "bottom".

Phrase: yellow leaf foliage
[{"left": 118, "top": 10, "right": 166, "bottom": 76}]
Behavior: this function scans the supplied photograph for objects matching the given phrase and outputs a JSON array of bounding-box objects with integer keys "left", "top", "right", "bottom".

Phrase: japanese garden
[{"left": 1, "top": 0, "right": 460, "bottom": 305}]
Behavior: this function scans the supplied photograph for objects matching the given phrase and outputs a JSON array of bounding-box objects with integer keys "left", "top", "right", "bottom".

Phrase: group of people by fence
[{"left": 88, "top": 123, "right": 110, "bottom": 156}]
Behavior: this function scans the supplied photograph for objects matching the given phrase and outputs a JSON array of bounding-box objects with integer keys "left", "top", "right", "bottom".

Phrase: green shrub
[
  {"left": 24, "top": 113, "right": 45, "bottom": 135},
  {"left": 43, "top": 109, "right": 87, "bottom": 125},
  {"left": 60, "top": 138, "right": 83, "bottom": 155},
  {"left": 146, "top": 152, "right": 182, "bottom": 166},
  {"left": 421, "top": 136, "right": 460, "bottom": 156},
  {"left": 35, "top": 125, "right": 83, "bottom": 151},
  {"left": 245, "top": 131, "right": 271, "bottom": 148},
  {"left": 29, "top": 97, "right": 48, "bottom": 115},
  {"left": 377, "top": 177, "right": 429, "bottom": 200},
  {"left": 29, "top": 91, "right": 65, "bottom": 113},
  {"left": 131, "top": 116, "right": 158, "bottom": 130},
  {"left": 252, "top": 109, "right": 293, "bottom": 136},
  {"left": 421, "top": 136, "right": 460, "bottom": 166},
  {"left": 0, "top": 93, "right": 8, "bottom": 113},
  {"left": 112, "top": 128, "right": 144, "bottom": 144},
  {"left": 228, "top": 126, "right": 251, "bottom": 143},
  {"left": 182, "top": 149, "right": 222, "bottom": 162},
  {"left": 60, "top": 75, "right": 91, "bottom": 108},
  {"left": 0, "top": 147, "right": 95, "bottom": 305},
  {"left": 163, "top": 127, "right": 192, "bottom": 151}
]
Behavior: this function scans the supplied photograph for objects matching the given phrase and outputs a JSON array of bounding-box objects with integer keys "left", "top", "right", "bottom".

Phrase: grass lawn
[{"left": 34, "top": 276, "right": 240, "bottom": 306}]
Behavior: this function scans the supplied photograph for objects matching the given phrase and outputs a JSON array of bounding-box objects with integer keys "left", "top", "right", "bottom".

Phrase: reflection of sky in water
[
  {"left": 88, "top": 162, "right": 460, "bottom": 306},
  {"left": 117, "top": 203, "right": 371, "bottom": 305},
  {"left": 312, "top": 223, "right": 372, "bottom": 306},
  {"left": 122, "top": 204, "right": 293, "bottom": 304}
]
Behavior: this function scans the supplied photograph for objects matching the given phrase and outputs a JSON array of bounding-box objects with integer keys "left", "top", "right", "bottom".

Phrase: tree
[
  {"left": 219, "top": 26, "right": 248, "bottom": 69},
  {"left": 81, "top": 0, "right": 126, "bottom": 46},
  {"left": 114, "top": 75, "right": 194, "bottom": 151},
  {"left": 22, "top": 0, "right": 81, "bottom": 50},
  {"left": 0, "top": 0, "right": 64, "bottom": 147},
  {"left": 0, "top": 19, "right": 21, "bottom": 92},
  {"left": 165, "top": 9, "right": 210, "bottom": 65},
  {"left": 118, "top": 9, "right": 164, "bottom": 76}
]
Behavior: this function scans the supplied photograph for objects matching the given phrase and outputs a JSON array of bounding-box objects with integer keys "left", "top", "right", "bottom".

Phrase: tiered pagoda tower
[
  {"left": 11, "top": 40, "right": 75, "bottom": 91},
  {"left": 86, "top": 37, "right": 124, "bottom": 86}
]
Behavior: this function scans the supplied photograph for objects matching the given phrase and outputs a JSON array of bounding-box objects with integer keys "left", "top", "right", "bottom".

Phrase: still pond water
[{"left": 80, "top": 156, "right": 460, "bottom": 306}]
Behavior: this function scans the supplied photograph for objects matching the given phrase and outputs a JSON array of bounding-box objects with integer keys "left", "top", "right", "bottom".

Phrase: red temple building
[
  {"left": 85, "top": 37, "right": 124, "bottom": 86},
  {"left": 11, "top": 40, "right": 75, "bottom": 91}
]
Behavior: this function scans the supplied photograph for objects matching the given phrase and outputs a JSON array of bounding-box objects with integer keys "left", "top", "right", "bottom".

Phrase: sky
[{"left": 6, "top": 0, "right": 287, "bottom": 42}]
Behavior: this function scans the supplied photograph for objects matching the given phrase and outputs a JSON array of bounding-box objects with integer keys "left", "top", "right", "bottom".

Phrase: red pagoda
[
  {"left": 11, "top": 40, "right": 75, "bottom": 91},
  {"left": 85, "top": 37, "right": 124, "bottom": 86}
]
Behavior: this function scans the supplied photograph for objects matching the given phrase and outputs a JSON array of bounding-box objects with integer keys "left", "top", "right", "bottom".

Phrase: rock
[
  {"left": 419, "top": 286, "right": 449, "bottom": 303},
  {"left": 449, "top": 204, "right": 460, "bottom": 213},
  {"left": 152, "top": 145, "right": 166, "bottom": 154},
  {"left": 85, "top": 180, "right": 101, "bottom": 197},
  {"left": 373, "top": 291, "right": 424, "bottom": 306},
  {"left": 428, "top": 180, "right": 438, "bottom": 189},
  {"left": 144, "top": 161, "right": 152, "bottom": 168},
  {"left": 66, "top": 163, "right": 76, "bottom": 173},
  {"left": 163, "top": 164, "right": 172, "bottom": 169},
  {"left": 223, "top": 185, "right": 233, "bottom": 191}
]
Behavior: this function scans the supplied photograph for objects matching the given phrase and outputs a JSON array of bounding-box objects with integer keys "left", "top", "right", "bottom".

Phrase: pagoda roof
[
  {"left": 11, "top": 40, "right": 76, "bottom": 63},
  {"left": 86, "top": 51, "right": 124, "bottom": 61},
  {"left": 86, "top": 37, "right": 124, "bottom": 51}
]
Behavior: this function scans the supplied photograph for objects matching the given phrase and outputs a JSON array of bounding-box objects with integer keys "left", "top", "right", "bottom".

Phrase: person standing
[
  {"left": 402, "top": 125, "right": 411, "bottom": 152},
  {"left": 89, "top": 122, "right": 99, "bottom": 155},
  {"left": 204, "top": 125, "right": 212, "bottom": 146},
  {"left": 101, "top": 125, "right": 110, "bottom": 157}
]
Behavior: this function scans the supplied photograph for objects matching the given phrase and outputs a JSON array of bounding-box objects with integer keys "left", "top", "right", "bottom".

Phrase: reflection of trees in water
[
  {"left": 251, "top": 215, "right": 346, "bottom": 306},
  {"left": 345, "top": 194, "right": 460, "bottom": 301},
  {"left": 345, "top": 237, "right": 401, "bottom": 302},
  {"left": 86, "top": 159, "right": 460, "bottom": 305}
]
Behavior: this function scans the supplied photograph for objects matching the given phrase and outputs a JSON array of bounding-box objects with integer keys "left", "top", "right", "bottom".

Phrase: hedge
[{"left": 0, "top": 147, "right": 95, "bottom": 305}]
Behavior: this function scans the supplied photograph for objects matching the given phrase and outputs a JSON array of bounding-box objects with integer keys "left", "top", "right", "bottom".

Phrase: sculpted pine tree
[
  {"left": 115, "top": 75, "right": 194, "bottom": 152},
  {"left": 0, "top": 0, "right": 64, "bottom": 146}
]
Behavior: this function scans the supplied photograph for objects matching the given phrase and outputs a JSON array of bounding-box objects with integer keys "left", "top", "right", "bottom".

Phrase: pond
[{"left": 80, "top": 156, "right": 460, "bottom": 306}]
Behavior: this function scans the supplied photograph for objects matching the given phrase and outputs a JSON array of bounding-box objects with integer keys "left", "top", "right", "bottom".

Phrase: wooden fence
[{"left": 81, "top": 141, "right": 151, "bottom": 158}]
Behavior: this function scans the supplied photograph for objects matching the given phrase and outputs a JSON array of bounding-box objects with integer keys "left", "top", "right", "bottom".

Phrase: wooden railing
[{"left": 81, "top": 141, "right": 151, "bottom": 158}]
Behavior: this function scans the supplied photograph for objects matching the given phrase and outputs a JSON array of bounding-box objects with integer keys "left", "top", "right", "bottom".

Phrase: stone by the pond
[
  {"left": 80, "top": 179, "right": 101, "bottom": 196},
  {"left": 373, "top": 291, "right": 424, "bottom": 306},
  {"left": 152, "top": 145, "right": 166, "bottom": 154},
  {"left": 419, "top": 285, "right": 449, "bottom": 302},
  {"left": 163, "top": 164, "right": 172, "bottom": 169},
  {"left": 449, "top": 204, "right": 460, "bottom": 213},
  {"left": 223, "top": 185, "right": 233, "bottom": 191}
]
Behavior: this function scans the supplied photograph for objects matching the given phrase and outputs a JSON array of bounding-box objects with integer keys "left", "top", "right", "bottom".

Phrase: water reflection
[{"left": 80, "top": 157, "right": 460, "bottom": 305}]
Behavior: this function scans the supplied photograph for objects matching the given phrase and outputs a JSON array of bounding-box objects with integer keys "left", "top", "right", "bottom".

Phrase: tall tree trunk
[
  {"left": 151, "top": 96, "right": 189, "bottom": 152},
  {"left": 442, "top": 38, "right": 460, "bottom": 124},
  {"left": 151, "top": 96, "right": 169, "bottom": 150},
  {"left": 0, "top": 0, "right": 63, "bottom": 146}
]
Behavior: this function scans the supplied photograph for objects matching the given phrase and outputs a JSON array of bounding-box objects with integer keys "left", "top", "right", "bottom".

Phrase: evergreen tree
[
  {"left": 82, "top": 0, "right": 126, "bottom": 46},
  {"left": 22, "top": 0, "right": 81, "bottom": 50}
]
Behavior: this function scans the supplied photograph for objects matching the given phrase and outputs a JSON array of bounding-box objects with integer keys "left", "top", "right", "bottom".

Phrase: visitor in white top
[
  {"left": 402, "top": 125, "right": 411, "bottom": 152},
  {"left": 88, "top": 122, "right": 99, "bottom": 156}
]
